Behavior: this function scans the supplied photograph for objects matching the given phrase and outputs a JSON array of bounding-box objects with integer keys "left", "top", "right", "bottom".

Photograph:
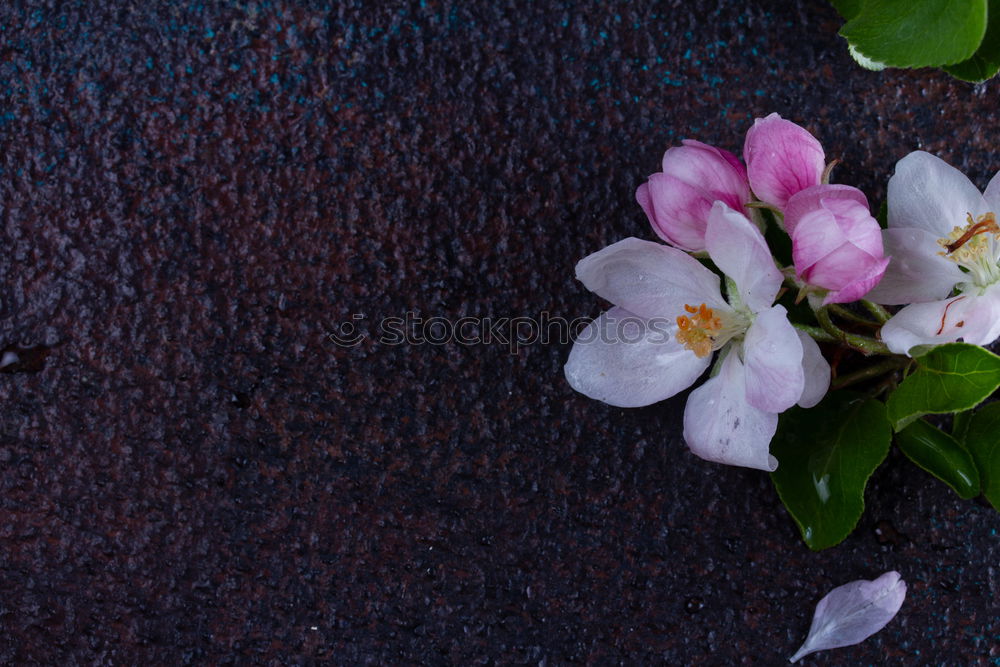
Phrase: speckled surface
[{"left": 0, "top": 0, "right": 997, "bottom": 663}]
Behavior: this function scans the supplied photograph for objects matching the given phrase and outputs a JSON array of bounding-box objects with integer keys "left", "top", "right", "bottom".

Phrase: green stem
[
  {"left": 860, "top": 300, "right": 891, "bottom": 324},
  {"left": 827, "top": 304, "right": 878, "bottom": 327},
  {"left": 792, "top": 322, "right": 838, "bottom": 344},
  {"left": 831, "top": 357, "right": 910, "bottom": 391},
  {"left": 814, "top": 306, "right": 891, "bottom": 356}
]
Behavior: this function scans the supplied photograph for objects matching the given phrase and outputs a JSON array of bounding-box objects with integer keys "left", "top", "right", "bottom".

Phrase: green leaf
[
  {"left": 771, "top": 392, "right": 892, "bottom": 550},
  {"left": 841, "top": 0, "right": 988, "bottom": 68},
  {"left": 885, "top": 343, "right": 1000, "bottom": 431},
  {"left": 895, "top": 419, "right": 980, "bottom": 499},
  {"left": 963, "top": 402, "right": 1000, "bottom": 510},
  {"left": 829, "top": 0, "right": 863, "bottom": 20},
  {"left": 944, "top": 0, "right": 1000, "bottom": 82}
]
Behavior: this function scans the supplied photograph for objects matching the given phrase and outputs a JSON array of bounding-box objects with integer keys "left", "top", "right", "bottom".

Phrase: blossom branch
[
  {"left": 815, "top": 306, "right": 891, "bottom": 356},
  {"left": 830, "top": 357, "right": 911, "bottom": 391},
  {"left": 860, "top": 299, "right": 891, "bottom": 324}
]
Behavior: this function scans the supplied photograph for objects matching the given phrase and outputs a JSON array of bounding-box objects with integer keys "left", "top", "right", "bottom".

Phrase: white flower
[
  {"left": 564, "top": 202, "right": 829, "bottom": 471},
  {"left": 866, "top": 151, "right": 1000, "bottom": 355}
]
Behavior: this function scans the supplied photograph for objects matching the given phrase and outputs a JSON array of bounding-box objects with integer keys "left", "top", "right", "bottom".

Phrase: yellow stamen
[
  {"left": 675, "top": 302, "right": 724, "bottom": 358},
  {"left": 938, "top": 212, "right": 999, "bottom": 262}
]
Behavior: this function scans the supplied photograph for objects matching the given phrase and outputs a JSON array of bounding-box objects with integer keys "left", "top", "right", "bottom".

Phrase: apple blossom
[
  {"left": 564, "top": 202, "right": 830, "bottom": 471},
  {"left": 784, "top": 184, "right": 890, "bottom": 304},
  {"left": 635, "top": 140, "right": 751, "bottom": 252},
  {"left": 865, "top": 151, "right": 1000, "bottom": 355},
  {"left": 744, "top": 113, "right": 825, "bottom": 210}
]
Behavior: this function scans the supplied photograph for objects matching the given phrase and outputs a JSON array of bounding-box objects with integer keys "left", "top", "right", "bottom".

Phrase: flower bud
[
  {"left": 635, "top": 140, "right": 750, "bottom": 252},
  {"left": 744, "top": 113, "right": 825, "bottom": 209},
  {"left": 785, "top": 184, "right": 890, "bottom": 305}
]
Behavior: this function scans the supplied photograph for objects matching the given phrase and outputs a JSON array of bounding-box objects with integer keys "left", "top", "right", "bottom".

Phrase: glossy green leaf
[
  {"left": 771, "top": 392, "right": 891, "bottom": 551},
  {"left": 963, "top": 402, "right": 1000, "bottom": 511},
  {"left": 885, "top": 343, "right": 1000, "bottom": 431},
  {"left": 841, "top": 0, "right": 987, "bottom": 68},
  {"left": 944, "top": 0, "right": 1000, "bottom": 82},
  {"left": 895, "top": 419, "right": 980, "bottom": 499},
  {"left": 829, "top": 0, "right": 863, "bottom": 20}
]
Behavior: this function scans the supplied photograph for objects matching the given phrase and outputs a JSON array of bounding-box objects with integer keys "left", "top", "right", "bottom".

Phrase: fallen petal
[{"left": 789, "top": 571, "right": 906, "bottom": 663}]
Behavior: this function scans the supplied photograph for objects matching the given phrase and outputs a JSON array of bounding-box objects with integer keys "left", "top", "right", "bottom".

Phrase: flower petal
[
  {"left": 821, "top": 254, "right": 890, "bottom": 305},
  {"left": 796, "top": 330, "right": 830, "bottom": 409},
  {"left": 887, "top": 151, "right": 989, "bottom": 236},
  {"left": 564, "top": 307, "right": 711, "bottom": 407},
  {"left": 742, "top": 305, "right": 805, "bottom": 413},
  {"left": 705, "top": 202, "right": 783, "bottom": 313},
  {"left": 879, "top": 289, "right": 1000, "bottom": 355},
  {"left": 784, "top": 184, "right": 870, "bottom": 238},
  {"left": 683, "top": 350, "right": 779, "bottom": 471},
  {"left": 789, "top": 571, "right": 906, "bottom": 663},
  {"left": 661, "top": 140, "right": 750, "bottom": 210},
  {"left": 983, "top": 167, "right": 1000, "bottom": 212},
  {"left": 743, "top": 113, "right": 825, "bottom": 209},
  {"left": 575, "top": 237, "right": 726, "bottom": 319},
  {"left": 863, "top": 228, "right": 966, "bottom": 305},
  {"left": 636, "top": 174, "right": 714, "bottom": 252}
]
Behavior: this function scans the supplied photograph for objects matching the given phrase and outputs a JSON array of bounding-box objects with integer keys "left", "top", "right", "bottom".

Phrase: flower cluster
[{"left": 566, "top": 113, "right": 1000, "bottom": 474}]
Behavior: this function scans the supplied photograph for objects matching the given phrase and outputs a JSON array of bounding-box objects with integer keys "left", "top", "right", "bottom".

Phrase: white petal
[
  {"left": 575, "top": 238, "right": 725, "bottom": 319},
  {"left": 796, "top": 330, "right": 830, "bottom": 409},
  {"left": 879, "top": 290, "right": 1000, "bottom": 355},
  {"left": 887, "top": 151, "right": 989, "bottom": 236},
  {"left": 704, "top": 202, "right": 783, "bottom": 313},
  {"left": 863, "top": 228, "right": 965, "bottom": 305},
  {"left": 789, "top": 571, "right": 906, "bottom": 663},
  {"left": 564, "top": 307, "right": 710, "bottom": 407},
  {"left": 742, "top": 305, "right": 804, "bottom": 413},
  {"left": 683, "top": 351, "right": 779, "bottom": 471},
  {"left": 983, "top": 168, "right": 1000, "bottom": 213}
]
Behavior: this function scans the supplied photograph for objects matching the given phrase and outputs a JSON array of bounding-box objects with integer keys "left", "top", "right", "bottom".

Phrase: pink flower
[
  {"left": 744, "top": 113, "right": 825, "bottom": 209},
  {"left": 784, "top": 184, "right": 890, "bottom": 305},
  {"left": 635, "top": 140, "right": 751, "bottom": 252}
]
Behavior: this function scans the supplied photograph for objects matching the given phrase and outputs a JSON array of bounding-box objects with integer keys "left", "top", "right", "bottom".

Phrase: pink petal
[
  {"left": 784, "top": 184, "right": 869, "bottom": 237},
  {"left": 790, "top": 571, "right": 906, "bottom": 663},
  {"left": 743, "top": 113, "right": 825, "bottom": 209},
  {"left": 742, "top": 305, "right": 804, "bottom": 413},
  {"left": 637, "top": 173, "right": 714, "bottom": 251},
  {"left": 821, "top": 254, "right": 890, "bottom": 305},
  {"left": 864, "top": 228, "right": 966, "bottom": 305},
  {"left": 682, "top": 350, "right": 779, "bottom": 471},
  {"left": 564, "top": 307, "right": 711, "bottom": 407},
  {"left": 661, "top": 140, "right": 750, "bottom": 210},
  {"left": 704, "top": 202, "right": 783, "bottom": 313},
  {"left": 575, "top": 237, "right": 726, "bottom": 320},
  {"left": 887, "top": 151, "right": 989, "bottom": 236},
  {"left": 796, "top": 331, "right": 829, "bottom": 409}
]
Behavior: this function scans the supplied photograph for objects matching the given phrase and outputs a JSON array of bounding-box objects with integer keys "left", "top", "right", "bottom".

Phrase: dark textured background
[{"left": 0, "top": 0, "right": 997, "bottom": 663}]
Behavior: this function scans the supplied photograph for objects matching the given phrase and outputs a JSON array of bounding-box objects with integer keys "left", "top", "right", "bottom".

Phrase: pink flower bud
[
  {"left": 785, "top": 185, "right": 890, "bottom": 305},
  {"left": 635, "top": 140, "right": 750, "bottom": 252},
  {"left": 744, "top": 113, "right": 825, "bottom": 209}
]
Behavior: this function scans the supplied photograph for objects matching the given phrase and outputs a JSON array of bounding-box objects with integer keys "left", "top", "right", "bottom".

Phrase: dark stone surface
[{"left": 0, "top": 0, "right": 997, "bottom": 663}]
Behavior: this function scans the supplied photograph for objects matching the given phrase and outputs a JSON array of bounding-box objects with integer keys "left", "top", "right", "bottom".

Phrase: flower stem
[
  {"left": 860, "top": 300, "right": 891, "bottom": 324},
  {"left": 792, "top": 322, "right": 839, "bottom": 344},
  {"left": 831, "top": 357, "right": 910, "bottom": 390},
  {"left": 827, "top": 304, "right": 879, "bottom": 327},
  {"left": 814, "top": 306, "right": 891, "bottom": 356}
]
